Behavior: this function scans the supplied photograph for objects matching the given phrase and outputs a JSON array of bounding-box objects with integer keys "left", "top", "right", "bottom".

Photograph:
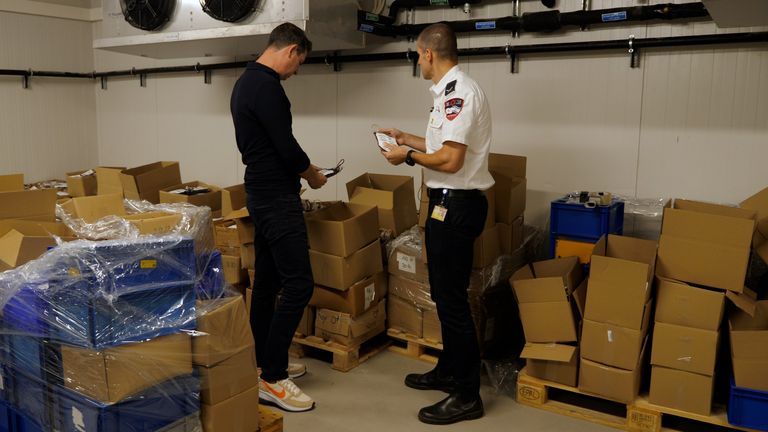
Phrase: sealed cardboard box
[
  {"left": 64, "top": 193, "right": 126, "bottom": 223},
  {"left": 729, "top": 299, "right": 768, "bottom": 391},
  {"left": 221, "top": 254, "right": 246, "bottom": 285},
  {"left": 95, "top": 166, "right": 126, "bottom": 196},
  {"left": 315, "top": 300, "right": 386, "bottom": 346},
  {"left": 580, "top": 300, "right": 651, "bottom": 370},
  {"left": 499, "top": 215, "right": 524, "bottom": 255},
  {"left": 423, "top": 308, "right": 442, "bottom": 343},
  {"left": 649, "top": 366, "right": 714, "bottom": 416},
  {"left": 120, "top": 161, "right": 182, "bottom": 204},
  {"left": 741, "top": 186, "right": 768, "bottom": 264},
  {"left": 585, "top": 234, "right": 657, "bottom": 329},
  {"left": 388, "top": 273, "right": 433, "bottom": 310},
  {"left": 655, "top": 278, "right": 725, "bottom": 330},
  {"left": 657, "top": 199, "right": 755, "bottom": 293},
  {"left": 199, "top": 345, "right": 259, "bottom": 405},
  {"left": 0, "top": 189, "right": 57, "bottom": 221},
  {"left": 310, "top": 240, "right": 383, "bottom": 290},
  {"left": 159, "top": 181, "right": 222, "bottom": 214},
  {"left": 521, "top": 343, "right": 578, "bottom": 387},
  {"left": 0, "top": 173, "right": 24, "bottom": 192},
  {"left": 66, "top": 170, "right": 97, "bottom": 197},
  {"left": 488, "top": 153, "right": 527, "bottom": 224},
  {"left": 0, "top": 220, "right": 75, "bottom": 268},
  {"left": 578, "top": 340, "right": 646, "bottom": 404},
  {"left": 221, "top": 184, "right": 246, "bottom": 219},
  {"left": 510, "top": 257, "right": 584, "bottom": 343},
  {"left": 296, "top": 307, "right": 315, "bottom": 337},
  {"left": 388, "top": 294, "right": 423, "bottom": 337},
  {"left": 61, "top": 333, "right": 192, "bottom": 404},
  {"left": 305, "top": 202, "right": 379, "bottom": 257},
  {"left": 311, "top": 272, "right": 387, "bottom": 317},
  {"left": 240, "top": 243, "right": 255, "bottom": 270},
  {"left": 473, "top": 223, "right": 503, "bottom": 268},
  {"left": 124, "top": 211, "right": 182, "bottom": 235},
  {"left": 201, "top": 384, "right": 259, "bottom": 432},
  {"left": 388, "top": 242, "right": 429, "bottom": 284},
  {"left": 214, "top": 220, "right": 240, "bottom": 249},
  {"left": 193, "top": 297, "right": 254, "bottom": 367},
  {"left": 346, "top": 173, "right": 417, "bottom": 237},
  {"left": 650, "top": 322, "right": 719, "bottom": 376}
]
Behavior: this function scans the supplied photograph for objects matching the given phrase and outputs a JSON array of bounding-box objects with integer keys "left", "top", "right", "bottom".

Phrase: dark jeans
[
  {"left": 425, "top": 192, "right": 487, "bottom": 399},
  {"left": 247, "top": 193, "right": 314, "bottom": 382}
]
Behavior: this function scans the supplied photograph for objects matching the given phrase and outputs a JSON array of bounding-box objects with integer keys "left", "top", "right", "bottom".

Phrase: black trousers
[
  {"left": 425, "top": 192, "right": 487, "bottom": 399},
  {"left": 247, "top": 192, "right": 314, "bottom": 382}
]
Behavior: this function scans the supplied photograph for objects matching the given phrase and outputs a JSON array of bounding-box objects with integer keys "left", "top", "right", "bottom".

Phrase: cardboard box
[
  {"left": 214, "top": 220, "right": 240, "bottom": 249},
  {"left": 585, "top": 234, "right": 657, "bottom": 329},
  {"left": 488, "top": 153, "right": 527, "bottom": 224},
  {"left": 510, "top": 257, "right": 584, "bottom": 343},
  {"left": 64, "top": 193, "right": 126, "bottom": 223},
  {"left": 741, "top": 186, "right": 768, "bottom": 264},
  {"left": 388, "top": 242, "right": 429, "bottom": 284},
  {"left": 473, "top": 223, "right": 503, "bottom": 268},
  {"left": 388, "top": 294, "right": 423, "bottom": 337},
  {"left": 729, "top": 299, "right": 768, "bottom": 391},
  {"left": 61, "top": 333, "right": 192, "bottom": 404},
  {"left": 66, "top": 170, "right": 97, "bottom": 197},
  {"left": 315, "top": 300, "right": 386, "bottom": 346},
  {"left": 310, "top": 240, "right": 383, "bottom": 290},
  {"left": 655, "top": 278, "right": 725, "bottom": 330},
  {"left": 245, "top": 288, "right": 253, "bottom": 317},
  {"left": 498, "top": 216, "right": 524, "bottom": 255},
  {"left": 193, "top": 297, "right": 254, "bottom": 367},
  {"left": 423, "top": 308, "right": 442, "bottom": 343},
  {"left": 201, "top": 384, "right": 259, "bottom": 432},
  {"left": 651, "top": 322, "right": 719, "bottom": 376},
  {"left": 0, "top": 189, "right": 57, "bottom": 221},
  {"left": 0, "top": 173, "right": 24, "bottom": 192},
  {"left": 311, "top": 272, "right": 387, "bottom": 317},
  {"left": 521, "top": 343, "right": 578, "bottom": 387},
  {"left": 0, "top": 220, "right": 75, "bottom": 268},
  {"left": 578, "top": 340, "right": 646, "bottom": 403},
  {"left": 346, "top": 173, "right": 417, "bottom": 237},
  {"left": 199, "top": 345, "right": 259, "bottom": 405},
  {"left": 159, "top": 181, "right": 222, "bottom": 213},
  {"left": 296, "top": 307, "right": 315, "bottom": 337},
  {"left": 418, "top": 183, "right": 429, "bottom": 228},
  {"left": 221, "top": 254, "right": 246, "bottom": 285},
  {"left": 555, "top": 238, "right": 596, "bottom": 264},
  {"left": 240, "top": 243, "right": 255, "bottom": 270},
  {"left": 120, "top": 161, "right": 182, "bottom": 204},
  {"left": 230, "top": 212, "right": 254, "bottom": 246},
  {"left": 221, "top": 184, "right": 246, "bottom": 219},
  {"left": 649, "top": 366, "right": 714, "bottom": 416},
  {"left": 123, "top": 211, "right": 182, "bottom": 235},
  {"left": 95, "top": 166, "right": 125, "bottom": 196},
  {"left": 305, "top": 202, "right": 379, "bottom": 257},
  {"left": 657, "top": 199, "right": 756, "bottom": 292},
  {"left": 580, "top": 301, "right": 651, "bottom": 370},
  {"left": 388, "top": 274, "right": 433, "bottom": 310}
]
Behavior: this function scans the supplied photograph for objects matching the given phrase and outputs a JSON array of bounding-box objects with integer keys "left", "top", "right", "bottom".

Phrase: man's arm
[
  {"left": 383, "top": 141, "right": 467, "bottom": 174},
  {"left": 253, "top": 82, "right": 311, "bottom": 174},
  {"left": 378, "top": 128, "right": 427, "bottom": 152}
]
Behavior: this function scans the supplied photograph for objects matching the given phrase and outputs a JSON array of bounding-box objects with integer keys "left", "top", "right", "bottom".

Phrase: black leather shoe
[
  {"left": 418, "top": 393, "right": 484, "bottom": 425},
  {"left": 404, "top": 369, "right": 456, "bottom": 392}
]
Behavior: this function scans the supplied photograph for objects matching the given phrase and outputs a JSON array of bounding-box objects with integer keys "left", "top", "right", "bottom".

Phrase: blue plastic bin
[
  {"left": 728, "top": 379, "right": 768, "bottom": 431},
  {"left": 0, "top": 400, "right": 12, "bottom": 432},
  {"left": 8, "top": 369, "right": 53, "bottom": 431},
  {"left": 196, "top": 250, "right": 224, "bottom": 300},
  {"left": 549, "top": 198, "right": 624, "bottom": 258},
  {"left": 13, "top": 410, "right": 45, "bottom": 432}
]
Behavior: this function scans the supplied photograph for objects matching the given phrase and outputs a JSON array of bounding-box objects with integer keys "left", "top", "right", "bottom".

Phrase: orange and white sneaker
[{"left": 259, "top": 378, "right": 315, "bottom": 412}]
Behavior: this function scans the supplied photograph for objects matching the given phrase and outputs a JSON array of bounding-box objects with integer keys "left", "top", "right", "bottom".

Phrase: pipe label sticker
[
  {"left": 475, "top": 21, "right": 497, "bottom": 30},
  {"left": 365, "top": 13, "right": 379, "bottom": 22},
  {"left": 430, "top": 0, "right": 449, "bottom": 5},
  {"left": 359, "top": 24, "right": 374, "bottom": 33},
  {"left": 601, "top": 11, "right": 627, "bottom": 22}
]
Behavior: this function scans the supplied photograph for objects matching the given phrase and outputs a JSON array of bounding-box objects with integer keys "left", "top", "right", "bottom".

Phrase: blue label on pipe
[
  {"left": 475, "top": 21, "right": 497, "bottom": 30},
  {"left": 601, "top": 11, "right": 627, "bottom": 22},
  {"left": 360, "top": 24, "right": 374, "bottom": 33}
]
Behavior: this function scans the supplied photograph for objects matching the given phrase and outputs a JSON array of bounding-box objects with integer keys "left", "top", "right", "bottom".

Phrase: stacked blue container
[{"left": 549, "top": 196, "right": 625, "bottom": 261}]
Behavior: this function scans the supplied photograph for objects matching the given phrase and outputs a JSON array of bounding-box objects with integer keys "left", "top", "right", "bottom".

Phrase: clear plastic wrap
[
  {"left": 616, "top": 195, "right": 668, "bottom": 241},
  {"left": 483, "top": 357, "right": 525, "bottom": 398}
]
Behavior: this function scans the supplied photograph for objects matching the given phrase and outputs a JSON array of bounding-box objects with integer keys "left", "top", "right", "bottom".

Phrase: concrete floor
[{"left": 273, "top": 350, "right": 616, "bottom": 432}]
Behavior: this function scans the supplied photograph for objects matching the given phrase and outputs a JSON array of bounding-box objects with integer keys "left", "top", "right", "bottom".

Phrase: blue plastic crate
[
  {"left": 54, "top": 374, "right": 200, "bottom": 432},
  {"left": 8, "top": 369, "right": 53, "bottom": 431},
  {"left": 728, "top": 379, "right": 768, "bottom": 431},
  {"left": 550, "top": 198, "right": 624, "bottom": 257},
  {"left": 5, "top": 336, "right": 46, "bottom": 382},
  {"left": 13, "top": 410, "right": 45, "bottom": 432},
  {"left": 0, "top": 400, "right": 12, "bottom": 432},
  {"left": 196, "top": 250, "right": 224, "bottom": 300},
  {"left": 1, "top": 283, "right": 51, "bottom": 337}
]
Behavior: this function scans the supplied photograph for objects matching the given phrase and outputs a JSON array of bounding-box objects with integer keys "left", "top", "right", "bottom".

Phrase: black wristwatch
[{"left": 405, "top": 150, "right": 416, "bottom": 166}]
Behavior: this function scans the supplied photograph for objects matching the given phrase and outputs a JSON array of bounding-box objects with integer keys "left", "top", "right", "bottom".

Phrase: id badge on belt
[{"left": 431, "top": 189, "right": 448, "bottom": 222}]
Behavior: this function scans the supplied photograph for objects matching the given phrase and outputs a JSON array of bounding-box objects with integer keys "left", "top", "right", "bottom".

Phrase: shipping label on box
[
  {"left": 305, "top": 202, "right": 380, "bottom": 257},
  {"left": 388, "top": 243, "right": 429, "bottom": 284},
  {"left": 311, "top": 272, "right": 387, "bottom": 317}
]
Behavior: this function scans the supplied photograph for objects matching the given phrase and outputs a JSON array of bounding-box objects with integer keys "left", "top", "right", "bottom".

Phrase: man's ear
[{"left": 287, "top": 44, "right": 299, "bottom": 57}]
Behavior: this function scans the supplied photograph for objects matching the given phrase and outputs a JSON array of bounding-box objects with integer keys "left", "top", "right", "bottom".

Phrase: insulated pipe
[{"left": 389, "top": 0, "right": 484, "bottom": 18}]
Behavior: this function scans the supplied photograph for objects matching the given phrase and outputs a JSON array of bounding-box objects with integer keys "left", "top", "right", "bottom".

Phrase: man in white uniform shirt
[{"left": 379, "top": 23, "right": 494, "bottom": 425}]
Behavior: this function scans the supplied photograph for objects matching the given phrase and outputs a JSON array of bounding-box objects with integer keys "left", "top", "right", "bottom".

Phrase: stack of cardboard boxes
[
  {"left": 305, "top": 201, "right": 387, "bottom": 346},
  {"left": 579, "top": 234, "right": 657, "bottom": 403},
  {"left": 214, "top": 184, "right": 249, "bottom": 289},
  {"left": 511, "top": 256, "right": 585, "bottom": 387}
]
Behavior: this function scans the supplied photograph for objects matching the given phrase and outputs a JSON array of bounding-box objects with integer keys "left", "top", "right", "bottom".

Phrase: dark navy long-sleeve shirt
[{"left": 231, "top": 62, "right": 310, "bottom": 197}]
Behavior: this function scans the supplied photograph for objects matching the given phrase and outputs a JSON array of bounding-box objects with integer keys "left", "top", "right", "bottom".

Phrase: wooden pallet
[
  {"left": 387, "top": 328, "right": 442, "bottom": 364},
  {"left": 290, "top": 333, "right": 391, "bottom": 372},
  {"left": 258, "top": 405, "right": 283, "bottom": 432},
  {"left": 516, "top": 368, "right": 758, "bottom": 432}
]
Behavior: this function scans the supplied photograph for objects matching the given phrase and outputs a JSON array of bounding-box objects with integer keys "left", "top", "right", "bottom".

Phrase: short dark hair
[
  {"left": 417, "top": 23, "right": 458, "bottom": 62},
  {"left": 267, "top": 22, "right": 312, "bottom": 54}
]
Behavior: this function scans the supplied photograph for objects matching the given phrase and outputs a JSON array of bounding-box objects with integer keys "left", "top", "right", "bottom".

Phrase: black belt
[{"left": 427, "top": 188, "right": 484, "bottom": 199}]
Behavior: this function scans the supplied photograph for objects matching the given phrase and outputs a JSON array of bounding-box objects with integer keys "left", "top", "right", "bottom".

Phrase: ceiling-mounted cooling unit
[
  {"left": 119, "top": 0, "right": 176, "bottom": 31},
  {"left": 200, "top": 0, "right": 258, "bottom": 23}
]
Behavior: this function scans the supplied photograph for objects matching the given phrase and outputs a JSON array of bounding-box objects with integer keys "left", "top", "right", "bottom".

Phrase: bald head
[{"left": 417, "top": 23, "right": 458, "bottom": 63}]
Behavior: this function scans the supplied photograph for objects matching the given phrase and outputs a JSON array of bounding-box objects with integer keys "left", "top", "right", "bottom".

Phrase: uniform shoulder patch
[
  {"left": 445, "top": 80, "right": 457, "bottom": 96},
  {"left": 444, "top": 98, "right": 464, "bottom": 121}
]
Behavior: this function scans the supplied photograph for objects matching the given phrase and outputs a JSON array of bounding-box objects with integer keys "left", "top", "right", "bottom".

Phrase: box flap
[
  {"left": 0, "top": 174, "right": 24, "bottom": 192},
  {"left": 70, "top": 194, "right": 126, "bottom": 223},
  {"left": 675, "top": 199, "right": 756, "bottom": 220},
  {"left": 488, "top": 153, "right": 526, "bottom": 179},
  {"left": 222, "top": 184, "right": 246, "bottom": 219},
  {"left": 655, "top": 278, "right": 725, "bottom": 329},
  {"left": 662, "top": 207, "right": 755, "bottom": 248},
  {"left": 727, "top": 287, "right": 758, "bottom": 316},
  {"left": 350, "top": 188, "right": 395, "bottom": 210},
  {"left": 520, "top": 343, "right": 575, "bottom": 362},
  {"left": 345, "top": 173, "right": 373, "bottom": 199}
]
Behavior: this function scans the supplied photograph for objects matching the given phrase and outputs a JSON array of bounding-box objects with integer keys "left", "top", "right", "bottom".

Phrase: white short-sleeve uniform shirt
[{"left": 424, "top": 65, "right": 495, "bottom": 191}]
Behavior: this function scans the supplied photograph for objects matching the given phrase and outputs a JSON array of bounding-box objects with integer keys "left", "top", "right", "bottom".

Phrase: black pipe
[
  {"left": 0, "top": 32, "right": 766, "bottom": 81},
  {"left": 389, "top": 0, "right": 483, "bottom": 18},
  {"left": 360, "top": 2, "right": 709, "bottom": 37}
]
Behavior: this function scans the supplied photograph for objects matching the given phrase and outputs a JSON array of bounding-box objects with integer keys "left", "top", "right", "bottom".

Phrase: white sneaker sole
[
  {"left": 259, "top": 388, "right": 315, "bottom": 413},
  {"left": 288, "top": 369, "right": 307, "bottom": 379}
]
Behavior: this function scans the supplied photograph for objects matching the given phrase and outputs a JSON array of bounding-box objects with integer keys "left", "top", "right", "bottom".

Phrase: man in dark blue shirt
[{"left": 231, "top": 22, "right": 326, "bottom": 412}]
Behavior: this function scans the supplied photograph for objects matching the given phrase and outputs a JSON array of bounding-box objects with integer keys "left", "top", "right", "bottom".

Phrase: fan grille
[
  {"left": 201, "top": 0, "right": 258, "bottom": 23},
  {"left": 120, "top": 0, "right": 175, "bottom": 31}
]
